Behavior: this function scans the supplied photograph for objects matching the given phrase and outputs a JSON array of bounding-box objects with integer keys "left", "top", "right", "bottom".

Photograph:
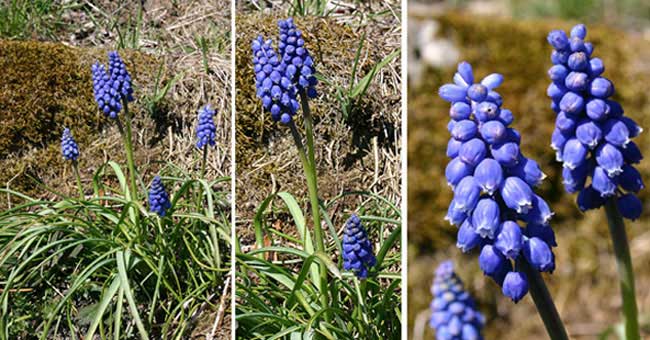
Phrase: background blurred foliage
[{"left": 408, "top": 12, "right": 650, "bottom": 339}]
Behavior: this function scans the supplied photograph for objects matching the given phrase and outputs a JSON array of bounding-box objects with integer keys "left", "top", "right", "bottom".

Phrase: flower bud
[
  {"left": 474, "top": 158, "right": 504, "bottom": 194},
  {"left": 595, "top": 143, "right": 624, "bottom": 177},
  {"left": 559, "top": 92, "right": 584, "bottom": 114},
  {"left": 585, "top": 98, "right": 610, "bottom": 121},
  {"left": 491, "top": 142, "right": 520, "bottom": 168},
  {"left": 575, "top": 119, "right": 602, "bottom": 149},
  {"left": 480, "top": 73, "right": 504, "bottom": 90},
  {"left": 478, "top": 245, "right": 509, "bottom": 276},
  {"left": 502, "top": 271, "right": 528, "bottom": 303},
  {"left": 495, "top": 221, "right": 523, "bottom": 259},
  {"left": 480, "top": 120, "right": 507, "bottom": 145},
  {"left": 617, "top": 194, "right": 642, "bottom": 220},
  {"left": 451, "top": 120, "right": 478, "bottom": 141},
  {"left": 459, "top": 138, "right": 487, "bottom": 167},
  {"left": 467, "top": 84, "right": 488, "bottom": 102},
  {"left": 472, "top": 198, "right": 501, "bottom": 239},
  {"left": 577, "top": 185, "right": 605, "bottom": 211},
  {"left": 446, "top": 157, "right": 474, "bottom": 187},
  {"left": 523, "top": 237, "right": 555, "bottom": 272},
  {"left": 592, "top": 166, "right": 618, "bottom": 197},
  {"left": 475, "top": 101, "right": 500, "bottom": 122},
  {"left": 509, "top": 157, "right": 545, "bottom": 187},
  {"left": 603, "top": 119, "right": 630, "bottom": 147},
  {"left": 454, "top": 176, "right": 481, "bottom": 212},
  {"left": 450, "top": 102, "right": 472, "bottom": 120},
  {"left": 562, "top": 138, "right": 588, "bottom": 170},
  {"left": 500, "top": 177, "right": 534, "bottom": 214},
  {"left": 619, "top": 164, "right": 644, "bottom": 193},
  {"left": 457, "top": 220, "right": 482, "bottom": 252},
  {"left": 547, "top": 30, "right": 569, "bottom": 50},
  {"left": 439, "top": 84, "right": 467, "bottom": 103},
  {"left": 590, "top": 77, "right": 614, "bottom": 98}
]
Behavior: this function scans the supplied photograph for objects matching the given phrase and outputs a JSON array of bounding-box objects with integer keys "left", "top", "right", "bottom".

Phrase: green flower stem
[
  {"left": 117, "top": 101, "right": 138, "bottom": 201},
  {"left": 72, "top": 162, "right": 84, "bottom": 200},
  {"left": 299, "top": 89, "right": 330, "bottom": 322},
  {"left": 288, "top": 118, "right": 329, "bottom": 322},
  {"left": 604, "top": 198, "right": 640, "bottom": 340},
  {"left": 200, "top": 144, "right": 208, "bottom": 179},
  {"left": 520, "top": 260, "right": 569, "bottom": 340}
]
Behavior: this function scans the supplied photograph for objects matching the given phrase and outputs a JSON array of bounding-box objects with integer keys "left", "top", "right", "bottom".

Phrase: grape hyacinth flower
[
  {"left": 439, "top": 62, "right": 557, "bottom": 303},
  {"left": 61, "top": 128, "right": 79, "bottom": 162},
  {"left": 252, "top": 18, "right": 318, "bottom": 124},
  {"left": 252, "top": 35, "right": 299, "bottom": 124},
  {"left": 429, "top": 261, "right": 485, "bottom": 340},
  {"left": 548, "top": 24, "right": 643, "bottom": 339},
  {"left": 546, "top": 24, "right": 644, "bottom": 220},
  {"left": 342, "top": 214, "right": 376, "bottom": 279},
  {"left": 196, "top": 105, "right": 216, "bottom": 149},
  {"left": 91, "top": 51, "right": 134, "bottom": 119},
  {"left": 148, "top": 176, "right": 171, "bottom": 217},
  {"left": 278, "top": 18, "right": 318, "bottom": 98}
]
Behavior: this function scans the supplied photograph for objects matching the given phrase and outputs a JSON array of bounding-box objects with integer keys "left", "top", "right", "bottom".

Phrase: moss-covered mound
[
  {"left": 235, "top": 14, "right": 401, "bottom": 231},
  {"left": 0, "top": 40, "right": 161, "bottom": 203},
  {"left": 408, "top": 13, "right": 650, "bottom": 339}
]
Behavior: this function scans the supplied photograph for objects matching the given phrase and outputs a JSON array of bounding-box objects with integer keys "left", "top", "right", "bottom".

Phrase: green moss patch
[{"left": 0, "top": 40, "right": 162, "bottom": 203}]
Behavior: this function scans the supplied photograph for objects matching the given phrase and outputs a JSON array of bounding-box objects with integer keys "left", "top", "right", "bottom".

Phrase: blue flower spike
[
  {"left": 342, "top": 214, "right": 376, "bottom": 279},
  {"left": 547, "top": 24, "right": 644, "bottom": 220},
  {"left": 251, "top": 18, "right": 317, "bottom": 124},
  {"left": 91, "top": 51, "right": 134, "bottom": 119},
  {"left": 429, "top": 260, "right": 485, "bottom": 340},
  {"left": 439, "top": 62, "right": 558, "bottom": 302},
  {"left": 148, "top": 176, "right": 171, "bottom": 217},
  {"left": 278, "top": 18, "right": 318, "bottom": 98},
  {"left": 196, "top": 105, "right": 216, "bottom": 149},
  {"left": 61, "top": 128, "right": 79, "bottom": 162}
]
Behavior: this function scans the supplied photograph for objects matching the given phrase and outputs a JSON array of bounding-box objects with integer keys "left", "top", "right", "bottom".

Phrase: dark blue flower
[
  {"left": 92, "top": 62, "right": 122, "bottom": 119},
  {"left": 278, "top": 18, "right": 318, "bottom": 98},
  {"left": 196, "top": 105, "right": 216, "bottom": 149},
  {"left": 61, "top": 128, "right": 79, "bottom": 161},
  {"left": 547, "top": 24, "right": 644, "bottom": 219},
  {"left": 252, "top": 35, "right": 299, "bottom": 124},
  {"left": 91, "top": 51, "right": 133, "bottom": 119},
  {"left": 502, "top": 271, "right": 528, "bottom": 303},
  {"left": 439, "top": 63, "right": 558, "bottom": 301},
  {"left": 429, "top": 261, "right": 485, "bottom": 340},
  {"left": 107, "top": 51, "right": 134, "bottom": 102},
  {"left": 148, "top": 176, "right": 171, "bottom": 217},
  {"left": 342, "top": 214, "right": 376, "bottom": 279}
]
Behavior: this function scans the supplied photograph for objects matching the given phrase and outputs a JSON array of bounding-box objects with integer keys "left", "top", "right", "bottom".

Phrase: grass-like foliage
[
  {"left": 236, "top": 191, "right": 401, "bottom": 339},
  {"left": 0, "top": 53, "right": 229, "bottom": 338}
]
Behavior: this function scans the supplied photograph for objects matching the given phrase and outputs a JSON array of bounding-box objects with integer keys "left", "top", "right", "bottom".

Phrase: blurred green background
[{"left": 408, "top": 0, "right": 650, "bottom": 339}]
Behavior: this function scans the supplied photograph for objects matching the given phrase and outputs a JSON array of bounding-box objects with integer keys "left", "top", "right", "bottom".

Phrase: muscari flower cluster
[
  {"left": 251, "top": 18, "right": 317, "bottom": 124},
  {"left": 439, "top": 62, "right": 557, "bottom": 302},
  {"left": 430, "top": 261, "right": 485, "bottom": 340},
  {"left": 196, "top": 105, "right": 216, "bottom": 149},
  {"left": 91, "top": 51, "right": 134, "bottom": 119},
  {"left": 148, "top": 176, "right": 171, "bottom": 217},
  {"left": 342, "top": 214, "right": 376, "bottom": 279},
  {"left": 61, "top": 128, "right": 79, "bottom": 162},
  {"left": 547, "top": 24, "right": 644, "bottom": 220}
]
